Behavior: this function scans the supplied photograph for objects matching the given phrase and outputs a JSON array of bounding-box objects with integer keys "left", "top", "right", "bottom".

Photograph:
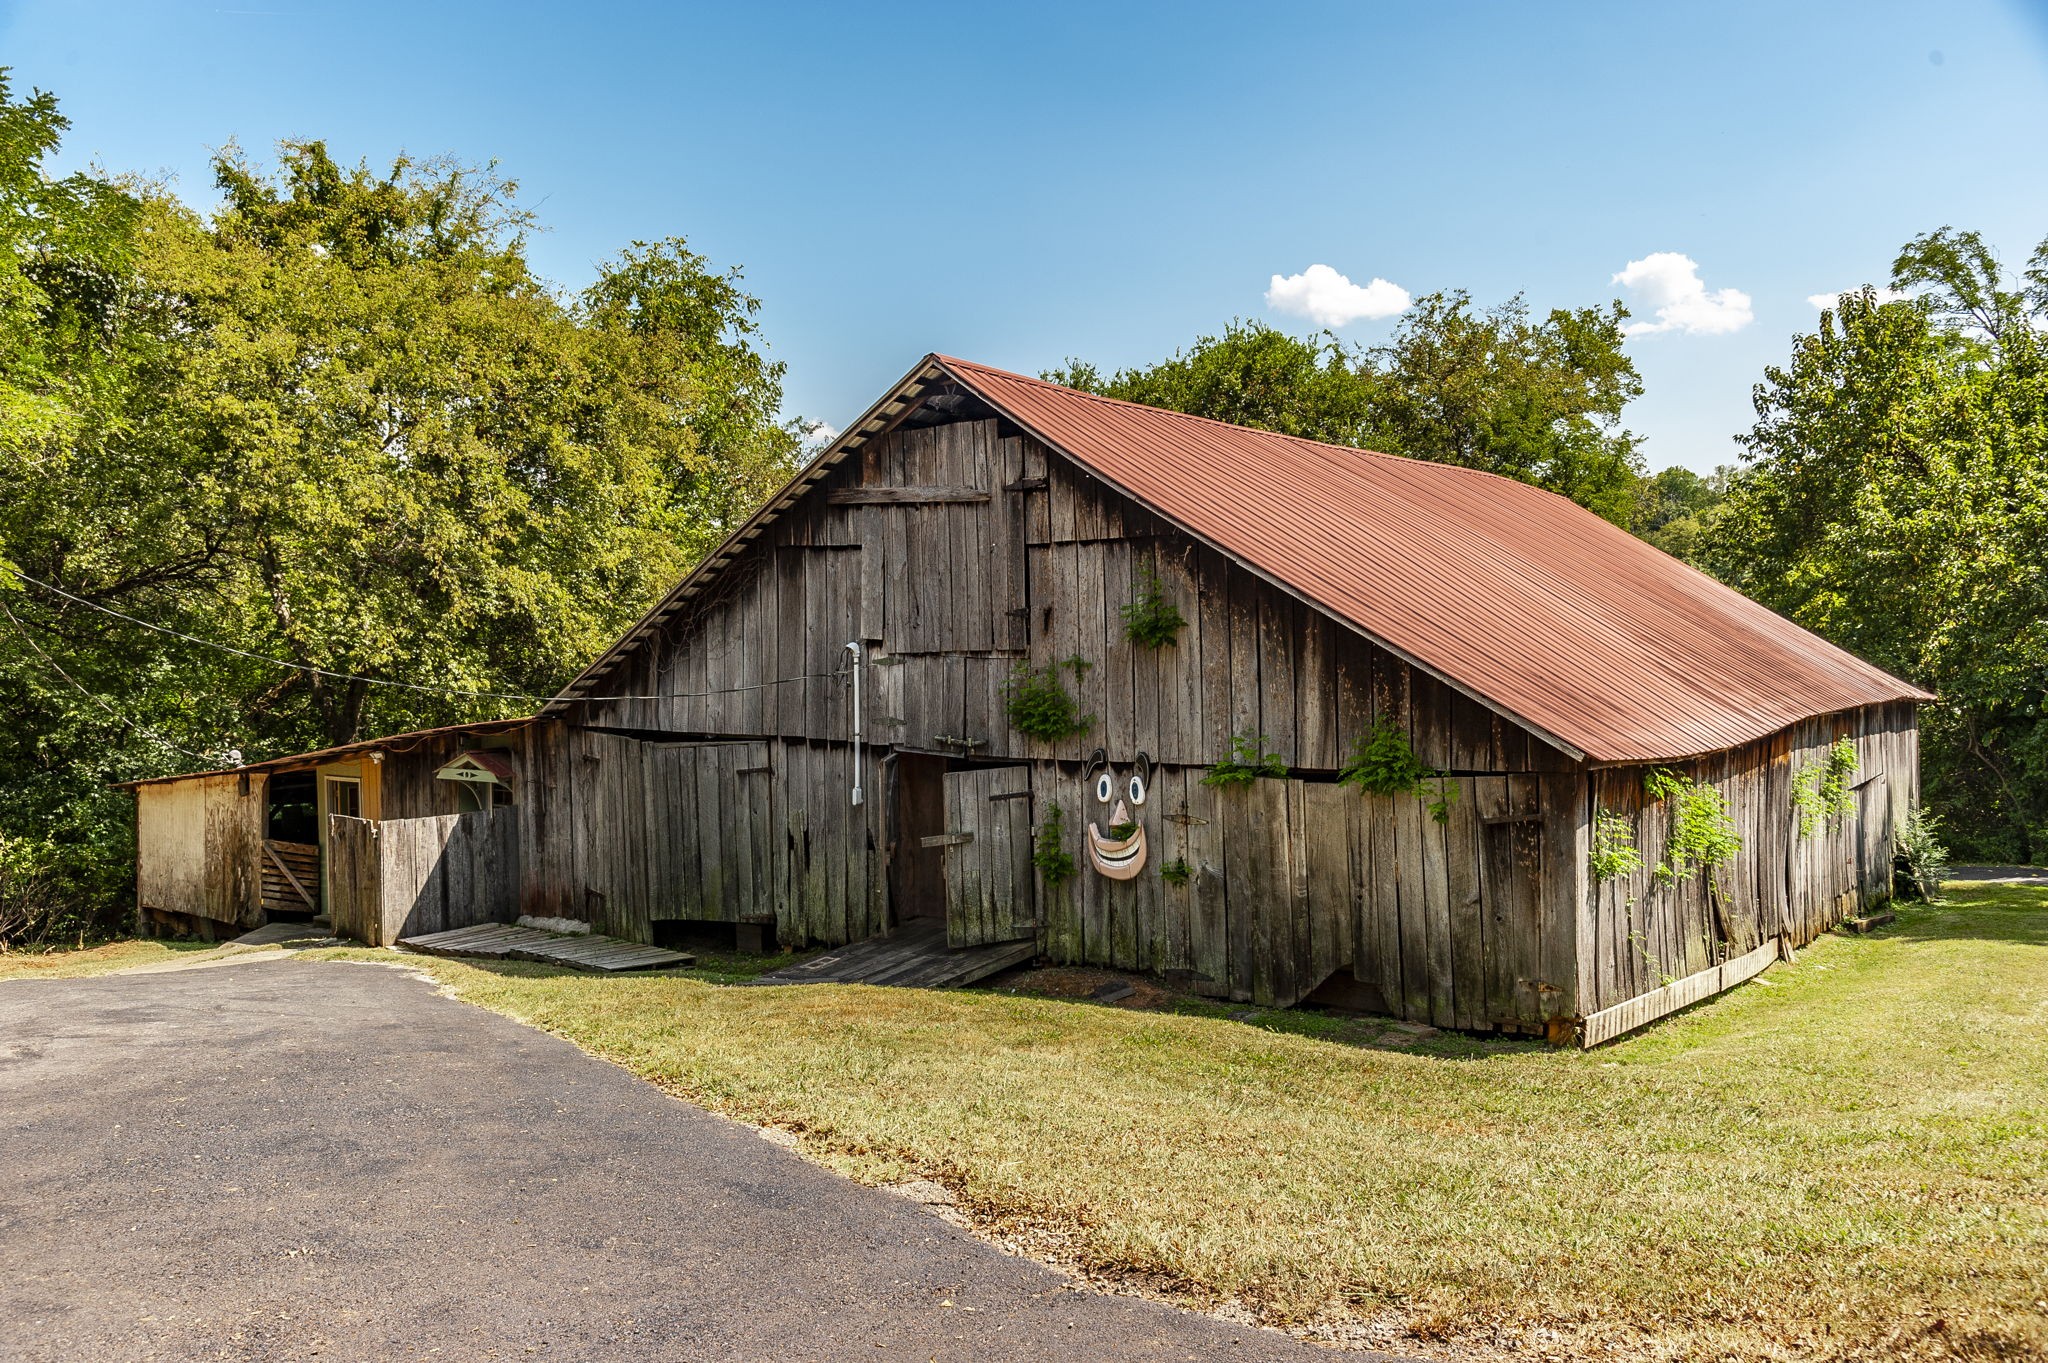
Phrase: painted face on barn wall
[{"left": 1084, "top": 749, "right": 1150, "bottom": 880}]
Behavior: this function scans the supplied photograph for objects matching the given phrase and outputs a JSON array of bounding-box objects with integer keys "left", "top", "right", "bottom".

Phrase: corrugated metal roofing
[
  {"left": 938, "top": 356, "right": 1929, "bottom": 763},
  {"left": 113, "top": 718, "right": 531, "bottom": 790}
]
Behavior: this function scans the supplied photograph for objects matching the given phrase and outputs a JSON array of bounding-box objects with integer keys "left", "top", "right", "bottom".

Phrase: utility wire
[
  {"left": 0, "top": 597, "right": 222, "bottom": 762},
  {"left": 13, "top": 573, "right": 853, "bottom": 705}
]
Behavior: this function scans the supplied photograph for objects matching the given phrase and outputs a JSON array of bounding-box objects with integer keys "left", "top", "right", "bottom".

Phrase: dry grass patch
[
  {"left": 0, "top": 936, "right": 220, "bottom": 980},
  {"left": 318, "top": 887, "right": 2048, "bottom": 1361}
]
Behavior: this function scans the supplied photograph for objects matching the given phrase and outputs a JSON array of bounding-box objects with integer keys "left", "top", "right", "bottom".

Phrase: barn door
[
  {"left": 938, "top": 766, "right": 1036, "bottom": 947},
  {"left": 1856, "top": 773, "right": 1891, "bottom": 905}
]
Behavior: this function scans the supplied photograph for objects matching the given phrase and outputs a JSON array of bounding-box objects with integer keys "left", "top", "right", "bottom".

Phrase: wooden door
[
  {"left": 938, "top": 766, "right": 1036, "bottom": 947},
  {"left": 1856, "top": 773, "right": 1891, "bottom": 906}
]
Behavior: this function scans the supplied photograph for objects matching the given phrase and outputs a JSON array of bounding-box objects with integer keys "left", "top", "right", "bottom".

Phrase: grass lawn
[
  {"left": 51, "top": 885, "right": 2035, "bottom": 1361},
  {"left": 311, "top": 885, "right": 2047, "bottom": 1361},
  {"left": 0, "top": 936, "right": 223, "bottom": 980}
]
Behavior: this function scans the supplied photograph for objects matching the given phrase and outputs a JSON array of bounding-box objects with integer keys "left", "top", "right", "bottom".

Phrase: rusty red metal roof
[
  {"left": 937, "top": 356, "right": 1929, "bottom": 763},
  {"left": 113, "top": 718, "right": 531, "bottom": 790}
]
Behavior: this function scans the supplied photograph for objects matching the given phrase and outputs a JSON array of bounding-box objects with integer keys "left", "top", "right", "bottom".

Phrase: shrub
[{"left": 1894, "top": 806, "right": 1951, "bottom": 901}]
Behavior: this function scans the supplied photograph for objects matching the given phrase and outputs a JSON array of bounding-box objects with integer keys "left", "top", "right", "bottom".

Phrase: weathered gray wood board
[
  {"left": 398, "top": 921, "right": 692, "bottom": 971},
  {"left": 1580, "top": 935, "right": 1781, "bottom": 1046},
  {"left": 327, "top": 811, "right": 519, "bottom": 948},
  {"left": 748, "top": 919, "right": 1038, "bottom": 989},
  {"left": 940, "top": 765, "right": 1035, "bottom": 947}
]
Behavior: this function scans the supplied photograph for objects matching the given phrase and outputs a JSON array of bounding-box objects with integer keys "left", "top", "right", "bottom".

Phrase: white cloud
[
  {"left": 1806, "top": 286, "right": 1912, "bottom": 310},
  {"left": 801, "top": 420, "right": 840, "bottom": 449},
  {"left": 1611, "top": 252, "right": 1754, "bottom": 336},
  {"left": 1264, "top": 264, "right": 1410, "bottom": 328}
]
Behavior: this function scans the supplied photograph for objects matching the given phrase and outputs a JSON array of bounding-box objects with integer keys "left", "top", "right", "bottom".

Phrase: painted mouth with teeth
[{"left": 1087, "top": 799, "right": 1148, "bottom": 880}]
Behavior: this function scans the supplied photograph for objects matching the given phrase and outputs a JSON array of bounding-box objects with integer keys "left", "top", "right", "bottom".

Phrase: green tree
[
  {"left": 0, "top": 78, "right": 802, "bottom": 941},
  {"left": 1049, "top": 294, "right": 1648, "bottom": 524},
  {"left": 1710, "top": 243, "right": 2048, "bottom": 862},
  {"left": 1637, "top": 464, "right": 1733, "bottom": 565}
]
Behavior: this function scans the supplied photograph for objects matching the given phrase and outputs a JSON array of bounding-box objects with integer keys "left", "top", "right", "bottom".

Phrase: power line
[
  {"left": 13, "top": 573, "right": 852, "bottom": 705},
  {"left": 0, "top": 597, "right": 223, "bottom": 763}
]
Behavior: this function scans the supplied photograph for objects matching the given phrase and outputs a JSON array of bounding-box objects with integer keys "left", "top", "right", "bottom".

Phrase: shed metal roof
[
  {"left": 113, "top": 718, "right": 530, "bottom": 790},
  {"left": 552, "top": 354, "right": 1929, "bottom": 763}
]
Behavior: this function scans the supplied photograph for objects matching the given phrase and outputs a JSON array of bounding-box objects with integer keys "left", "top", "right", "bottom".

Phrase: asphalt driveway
[{"left": 0, "top": 956, "right": 1355, "bottom": 1362}]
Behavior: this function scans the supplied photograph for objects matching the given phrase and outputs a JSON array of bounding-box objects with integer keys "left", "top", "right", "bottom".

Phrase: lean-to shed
[{"left": 127, "top": 354, "right": 1930, "bottom": 1042}]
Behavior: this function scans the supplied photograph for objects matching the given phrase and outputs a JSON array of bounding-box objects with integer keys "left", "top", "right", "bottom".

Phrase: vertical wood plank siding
[{"left": 528, "top": 417, "right": 1917, "bottom": 1032}]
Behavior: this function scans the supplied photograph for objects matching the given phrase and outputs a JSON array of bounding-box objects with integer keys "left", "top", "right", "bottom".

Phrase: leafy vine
[
  {"left": 1119, "top": 569, "right": 1186, "bottom": 648},
  {"left": 1792, "top": 737, "right": 1859, "bottom": 838},
  {"left": 1033, "top": 802, "right": 1076, "bottom": 888},
  {"left": 1642, "top": 767, "right": 1741, "bottom": 883},
  {"left": 1589, "top": 808, "right": 1644, "bottom": 882},
  {"left": 1202, "top": 733, "right": 1288, "bottom": 787},
  {"left": 1004, "top": 656, "right": 1095, "bottom": 741}
]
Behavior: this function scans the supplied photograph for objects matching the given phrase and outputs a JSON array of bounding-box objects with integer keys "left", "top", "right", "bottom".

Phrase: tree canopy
[
  {"left": 0, "top": 75, "right": 802, "bottom": 940},
  {"left": 1047, "top": 292, "right": 1648, "bottom": 525},
  {"left": 1709, "top": 232, "right": 2048, "bottom": 861}
]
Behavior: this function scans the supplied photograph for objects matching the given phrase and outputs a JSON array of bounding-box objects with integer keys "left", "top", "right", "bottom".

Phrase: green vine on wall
[
  {"left": 1202, "top": 733, "right": 1289, "bottom": 787},
  {"left": 1338, "top": 716, "right": 1457, "bottom": 824},
  {"left": 1642, "top": 767, "right": 1741, "bottom": 883},
  {"left": 1792, "top": 737, "right": 1859, "bottom": 838},
  {"left": 1119, "top": 569, "right": 1187, "bottom": 648},
  {"left": 1005, "top": 656, "right": 1095, "bottom": 741},
  {"left": 1589, "top": 808, "right": 1644, "bottom": 882},
  {"left": 1338, "top": 716, "right": 1427, "bottom": 795},
  {"left": 1158, "top": 857, "right": 1193, "bottom": 887},
  {"left": 1033, "top": 802, "right": 1077, "bottom": 888}
]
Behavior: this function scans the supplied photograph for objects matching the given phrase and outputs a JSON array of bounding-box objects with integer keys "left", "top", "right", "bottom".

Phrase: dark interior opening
[
  {"left": 266, "top": 771, "right": 317, "bottom": 843},
  {"left": 890, "top": 753, "right": 950, "bottom": 923},
  {"left": 650, "top": 919, "right": 774, "bottom": 954}
]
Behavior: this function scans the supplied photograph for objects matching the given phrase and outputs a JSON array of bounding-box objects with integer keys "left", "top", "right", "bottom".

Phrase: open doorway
[
  {"left": 890, "top": 754, "right": 950, "bottom": 925},
  {"left": 261, "top": 771, "right": 322, "bottom": 920}
]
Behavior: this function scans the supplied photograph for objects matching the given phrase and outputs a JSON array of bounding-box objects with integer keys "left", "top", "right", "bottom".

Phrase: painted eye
[
  {"left": 1127, "top": 773, "right": 1148, "bottom": 806},
  {"left": 1095, "top": 772, "right": 1114, "bottom": 804}
]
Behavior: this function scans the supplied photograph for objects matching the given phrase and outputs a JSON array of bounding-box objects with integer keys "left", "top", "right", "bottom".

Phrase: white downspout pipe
[{"left": 846, "top": 640, "right": 864, "bottom": 806}]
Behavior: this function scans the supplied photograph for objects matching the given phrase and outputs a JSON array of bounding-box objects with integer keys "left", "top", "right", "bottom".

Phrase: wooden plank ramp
[
  {"left": 398, "top": 923, "right": 694, "bottom": 972},
  {"left": 748, "top": 920, "right": 1038, "bottom": 990},
  {"left": 1579, "top": 936, "right": 1780, "bottom": 1047}
]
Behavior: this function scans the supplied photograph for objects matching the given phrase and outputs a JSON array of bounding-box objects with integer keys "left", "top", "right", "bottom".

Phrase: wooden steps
[
  {"left": 750, "top": 920, "right": 1038, "bottom": 990},
  {"left": 398, "top": 923, "right": 694, "bottom": 972}
]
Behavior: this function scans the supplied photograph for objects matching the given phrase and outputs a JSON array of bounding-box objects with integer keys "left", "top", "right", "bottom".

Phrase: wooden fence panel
[{"left": 327, "top": 811, "right": 519, "bottom": 947}]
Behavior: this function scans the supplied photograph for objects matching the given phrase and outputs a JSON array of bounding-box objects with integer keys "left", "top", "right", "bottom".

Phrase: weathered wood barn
[
  {"left": 121, "top": 719, "right": 524, "bottom": 944},
  {"left": 127, "top": 354, "right": 1930, "bottom": 1042}
]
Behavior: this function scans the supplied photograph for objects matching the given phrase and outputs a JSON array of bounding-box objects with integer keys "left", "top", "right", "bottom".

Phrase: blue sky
[{"left": 6, "top": 0, "right": 2047, "bottom": 472}]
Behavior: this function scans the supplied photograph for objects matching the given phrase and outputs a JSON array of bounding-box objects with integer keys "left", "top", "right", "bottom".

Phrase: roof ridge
[{"left": 934, "top": 353, "right": 1559, "bottom": 496}]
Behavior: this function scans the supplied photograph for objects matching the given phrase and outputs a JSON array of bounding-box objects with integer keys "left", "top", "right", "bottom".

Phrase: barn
[{"left": 125, "top": 354, "right": 1931, "bottom": 1043}]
